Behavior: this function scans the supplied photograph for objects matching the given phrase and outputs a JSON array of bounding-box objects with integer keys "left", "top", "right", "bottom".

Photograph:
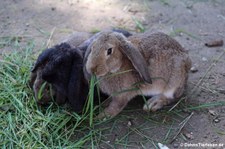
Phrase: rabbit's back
[
  {"left": 128, "top": 32, "right": 186, "bottom": 59},
  {"left": 128, "top": 32, "right": 190, "bottom": 73},
  {"left": 62, "top": 31, "right": 92, "bottom": 48},
  {"left": 129, "top": 32, "right": 191, "bottom": 98}
]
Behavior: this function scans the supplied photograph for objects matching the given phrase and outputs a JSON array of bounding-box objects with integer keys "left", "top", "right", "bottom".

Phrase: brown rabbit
[{"left": 84, "top": 31, "right": 192, "bottom": 119}]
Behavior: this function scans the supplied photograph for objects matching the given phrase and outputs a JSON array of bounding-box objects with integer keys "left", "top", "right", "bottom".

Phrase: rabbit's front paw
[
  {"left": 96, "top": 107, "right": 120, "bottom": 120},
  {"left": 96, "top": 111, "right": 112, "bottom": 120},
  {"left": 96, "top": 98, "right": 129, "bottom": 120},
  {"left": 143, "top": 94, "right": 168, "bottom": 112}
]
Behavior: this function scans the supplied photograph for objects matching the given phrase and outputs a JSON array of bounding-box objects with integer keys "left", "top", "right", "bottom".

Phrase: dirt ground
[{"left": 1, "top": 0, "right": 225, "bottom": 148}]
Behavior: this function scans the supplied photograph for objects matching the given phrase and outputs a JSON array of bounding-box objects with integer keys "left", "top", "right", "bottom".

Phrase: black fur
[
  {"left": 40, "top": 43, "right": 87, "bottom": 112},
  {"left": 112, "top": 28, "right": 132, "bottom": 37}
]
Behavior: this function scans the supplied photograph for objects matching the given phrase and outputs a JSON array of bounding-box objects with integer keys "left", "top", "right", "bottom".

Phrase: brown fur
[{"left": 85, "top": 31, "right": 192, "bottom": 119}]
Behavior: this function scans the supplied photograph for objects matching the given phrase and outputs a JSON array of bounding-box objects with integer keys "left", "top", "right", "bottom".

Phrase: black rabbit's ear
[
  {"left": 112, "top": 28, "right": 132, "bottom": 37},
  {"left": 31, "top": 47, "right": 56, "bottom": 72},
  {"left": 57, "top": 42, "right": 71, "bottom": 51},
  {"left": 55, "top": 91, "right": 67, "bottom": 105},
  {"left": 41, "top": 44, "right": 73, "bottom": 79},
  {"left": 71, "top": 48, "right": 83, "bottom": 59},
  {"left": 32, "top": 43, "right": 71, "bottom": 73},
  {"left": 67, "top": 59, "right": 87, "bottom": 113}
]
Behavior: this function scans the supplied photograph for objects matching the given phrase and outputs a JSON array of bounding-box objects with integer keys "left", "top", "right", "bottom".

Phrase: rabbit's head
[{"left": 85, "top": 31, "right": 152, "bottom": 83}]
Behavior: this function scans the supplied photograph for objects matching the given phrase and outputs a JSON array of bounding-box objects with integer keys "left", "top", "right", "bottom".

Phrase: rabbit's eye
[{"left": 107, "top": 48, "right": 112, "bottom": 55}]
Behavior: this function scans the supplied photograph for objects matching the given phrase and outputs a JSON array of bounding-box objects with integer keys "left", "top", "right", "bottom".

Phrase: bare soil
[{"left": 1, "top": 0, "right": 225, "bottom": 148}]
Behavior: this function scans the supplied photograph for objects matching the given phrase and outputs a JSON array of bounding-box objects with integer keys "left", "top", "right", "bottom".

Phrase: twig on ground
[
  {"left": 169, "top": 112, "right": 194, "bottom": 143},
  {"left": 46, "top": 27, "right": 56, "bottom": 48}
]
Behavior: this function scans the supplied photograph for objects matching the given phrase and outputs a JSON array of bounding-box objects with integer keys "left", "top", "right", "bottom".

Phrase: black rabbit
[{"left": 30, "top": 43, "right": 88, "bottom": 112}]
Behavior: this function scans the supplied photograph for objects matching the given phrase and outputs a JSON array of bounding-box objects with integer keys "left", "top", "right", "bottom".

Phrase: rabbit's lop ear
[
  {"left": 82, "top": 32, "right": 103, "bottom": 81},
  {"left": 67, "top": 53, "right": 86, "bottom": 113},
  {"left": 113, "top": 32, "right": 152, "bottom": 84},
  {"left": 31, "top": 48, "right": 55, "bottom": 72}
]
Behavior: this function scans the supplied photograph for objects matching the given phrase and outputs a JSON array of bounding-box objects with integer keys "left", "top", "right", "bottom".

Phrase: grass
[
  {"left": 159, "top": 0, "right": 170, "bottom": 6},
  {"left": 0, "top": 40, "right": 94, "bottom": 148},
  {"left": 132, "top": 17, "right": 145, "bottom": 33},
  {"left": 1, "top": 38, "right": 225, "bottom": 148}
]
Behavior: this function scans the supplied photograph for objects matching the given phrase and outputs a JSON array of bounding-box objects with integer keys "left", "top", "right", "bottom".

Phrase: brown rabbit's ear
[
  {"left": 113, "top": 32, "right": 152, "bottom": 84},
  {"left": 82, "top": 32, "right": 101, "bottom": 65},
  {"left": 82, "top": 32, "right": 104, "bottom": 81}
]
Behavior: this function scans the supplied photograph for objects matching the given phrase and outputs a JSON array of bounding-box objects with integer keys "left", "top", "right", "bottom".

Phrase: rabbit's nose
[
  {"left": 90, "top": 66, "right": 97, "bottom": 74},
  {"left": 86, "top": 64, "right": 97, "bottom": 75}
]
